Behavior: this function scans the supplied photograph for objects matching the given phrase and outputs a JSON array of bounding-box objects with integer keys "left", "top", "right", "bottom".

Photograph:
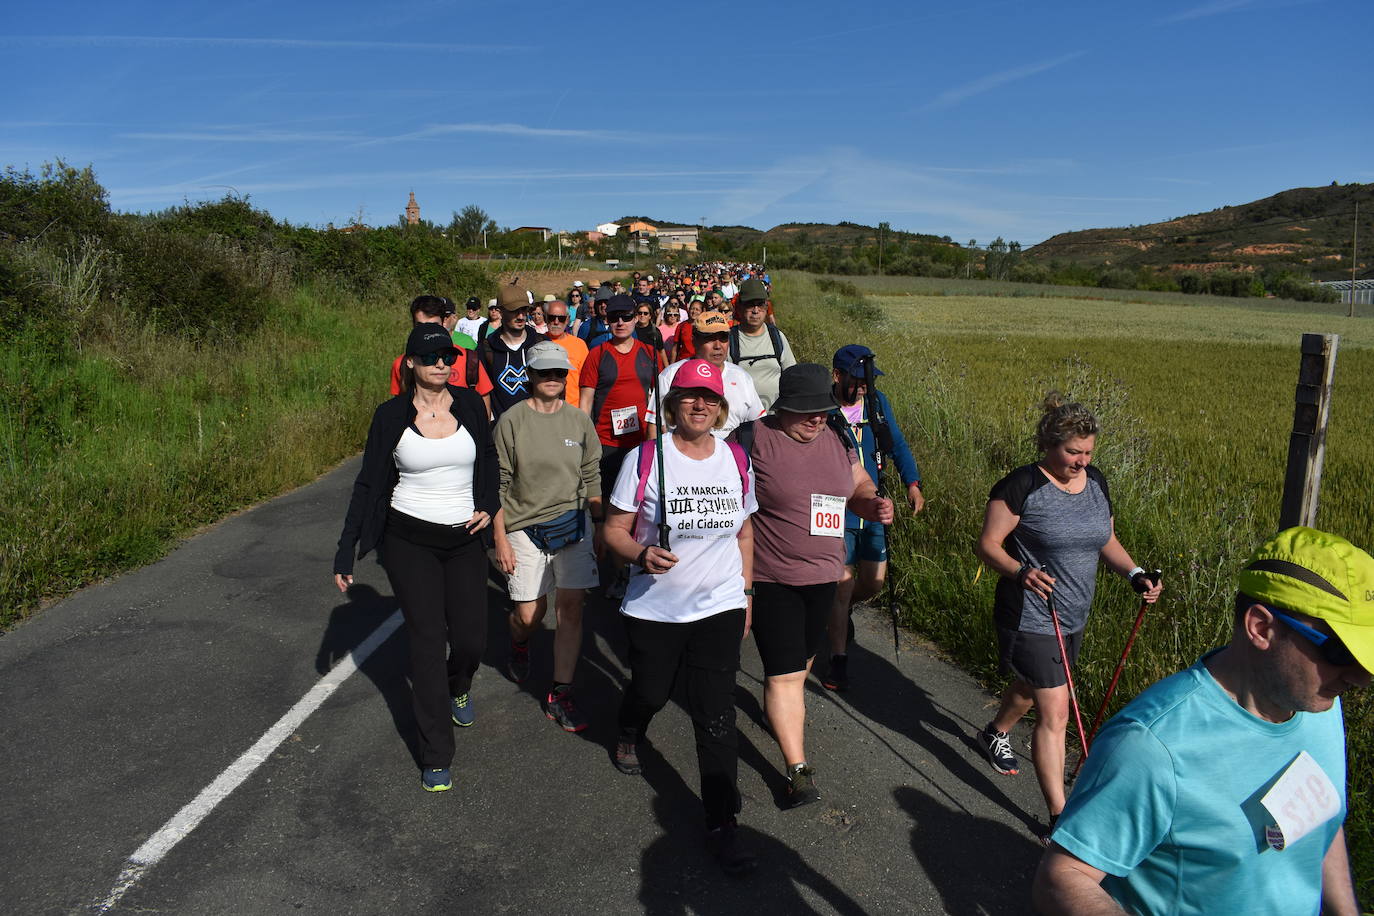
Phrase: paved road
[{"left": 1, "top": 458, "right": 1050, "bottom": 915}]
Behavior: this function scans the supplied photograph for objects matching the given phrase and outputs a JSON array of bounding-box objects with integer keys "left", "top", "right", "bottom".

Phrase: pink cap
[{"left": 669, "top": 359, "right": 724, "bottom": 397}]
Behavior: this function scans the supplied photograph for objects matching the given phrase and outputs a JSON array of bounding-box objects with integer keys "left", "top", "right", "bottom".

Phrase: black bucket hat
[{"left": 773, "top": 363, "right": 840, "bottom": 413}]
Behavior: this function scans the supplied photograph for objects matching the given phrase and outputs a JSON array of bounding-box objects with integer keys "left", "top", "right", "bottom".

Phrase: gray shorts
[{"left": 997, "top": 626, "right": 1082, "bottom": 689}]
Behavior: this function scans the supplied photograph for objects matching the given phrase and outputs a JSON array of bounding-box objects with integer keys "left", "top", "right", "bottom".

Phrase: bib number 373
[{"left": 810, "top": 494, "right": 845, "bottom": 538}]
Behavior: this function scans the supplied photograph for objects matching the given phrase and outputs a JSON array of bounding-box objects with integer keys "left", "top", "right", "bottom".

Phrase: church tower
[{"left": 405, "top": 191, "right": 420, "bottom": 225}]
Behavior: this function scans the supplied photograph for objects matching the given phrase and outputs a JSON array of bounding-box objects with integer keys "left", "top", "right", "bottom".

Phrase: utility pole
[
  {"left": 1350, "top": 201, "right": 1359, "bottom": 319},
  {"left": 1279, "top": 333, "right": 1339, "bottom": 529}
]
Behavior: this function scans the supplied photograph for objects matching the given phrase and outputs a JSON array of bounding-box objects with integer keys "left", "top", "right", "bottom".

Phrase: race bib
[
  {"left": 1260, "top": 750, "right": 1341, "bottom": 851},
  {"left": 810, "top": 494, "right": 845, "bottom": 537},
  {"left": 611, "top": 405, "right": 641, "bottom": 436}
]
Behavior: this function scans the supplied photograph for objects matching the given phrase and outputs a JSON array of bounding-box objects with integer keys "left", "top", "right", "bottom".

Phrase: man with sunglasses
[
  {"left": 643, "top": 312, "right": 763, "bottom": 442},
  {"left": 1035, "top": 527, "right": 1371, "bottom": 916},
  {"left": 542, "top": 298, "right": 587, "bottom": 408},
  {"left": 476, "top": 284, "right": 546, "bottom": 421}
]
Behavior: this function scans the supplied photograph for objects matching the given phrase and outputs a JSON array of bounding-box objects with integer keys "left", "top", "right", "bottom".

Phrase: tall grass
[
  {"left": 774, "top": 270, "right": 1374, "bottom": 901},
  {"left": 0, "top": 280, "right": 405, "bottom": 623}
]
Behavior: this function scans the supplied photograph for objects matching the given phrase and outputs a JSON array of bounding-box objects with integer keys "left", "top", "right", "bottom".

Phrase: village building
[{"left": 404, "top": 191, "right": 420, "bottom": 225}]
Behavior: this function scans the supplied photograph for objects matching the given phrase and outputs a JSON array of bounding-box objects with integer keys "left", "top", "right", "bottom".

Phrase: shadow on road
[
  {"left": 815, "top": 636, "right": 1042, "bottom": 835},
  {"left": 317, "top": 583, "right": 418, "bottom": 765},
  {"left": 635, "top": 742, "right": 867, "bottom": 914},
  {"left": 895, "top": 785, "right": 1041, "bottom": 915}
]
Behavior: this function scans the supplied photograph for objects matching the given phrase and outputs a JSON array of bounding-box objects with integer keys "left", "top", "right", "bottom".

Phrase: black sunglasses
[
  {"left": 533, "top": 367, "right": 569, "bottom": 379},
  {"left": 696, "top": 332, "right": 729, "bottom": 343},
  {"left": 609, "top": 314, "right": 635, "bottom": 323},
  {"left": 546, "top": 313, "right": 569, "bottom": 322},
  {"left": 414, "top": 349, "right": 460, "bottom": 367}
]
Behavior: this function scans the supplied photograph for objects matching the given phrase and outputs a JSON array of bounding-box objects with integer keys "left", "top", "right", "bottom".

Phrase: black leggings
[
  {"left": 381, "top": 510, "right": 488, "bottom": 769},
  {"left": 618, "top": 608, "right": 745, "bottom": 829}
]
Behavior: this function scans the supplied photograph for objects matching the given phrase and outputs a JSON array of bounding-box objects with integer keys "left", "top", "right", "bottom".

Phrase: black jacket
[{"left": 334, "top": 385, "right": 499, "bottom": 575}]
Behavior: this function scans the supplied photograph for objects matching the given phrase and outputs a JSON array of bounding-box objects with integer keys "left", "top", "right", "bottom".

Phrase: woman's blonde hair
[
  {"left": 1035, "top": 390, "right": 1099, "bottom": 452},
  {"left": 662, "top": 389, "right": 729, "bottom": 430}
]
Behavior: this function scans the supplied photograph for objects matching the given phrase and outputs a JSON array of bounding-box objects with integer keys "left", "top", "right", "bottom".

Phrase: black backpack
[{"left": 728, "top": 323, "right": 784, "bottom": 367}]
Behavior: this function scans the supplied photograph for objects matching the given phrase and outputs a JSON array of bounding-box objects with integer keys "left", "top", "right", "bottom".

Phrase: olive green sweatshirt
[{"left": 493, "top": 401, "right": 602, "bottom": 532}]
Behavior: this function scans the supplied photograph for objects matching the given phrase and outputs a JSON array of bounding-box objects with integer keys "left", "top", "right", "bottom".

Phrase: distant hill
[
  {"left": 1027, "top": 182, "right": 1373, "bottom": 280},
  {"left": 704, "top": 221, "right": 954, "bottom": 252}
]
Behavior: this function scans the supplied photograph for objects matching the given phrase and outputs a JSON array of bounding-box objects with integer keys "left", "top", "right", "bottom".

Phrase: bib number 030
[{"left": 810, "top": 494, "right": 846, "bottom": 538}]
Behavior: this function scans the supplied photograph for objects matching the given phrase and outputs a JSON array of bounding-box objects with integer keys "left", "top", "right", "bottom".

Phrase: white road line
[{"left": 91, "top": 610, "right": 403, "bottom": 914}]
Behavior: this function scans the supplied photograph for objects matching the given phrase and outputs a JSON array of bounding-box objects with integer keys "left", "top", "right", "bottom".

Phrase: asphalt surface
[{"left": 1, "top": 457, "right": 1051, "bottom": 915}]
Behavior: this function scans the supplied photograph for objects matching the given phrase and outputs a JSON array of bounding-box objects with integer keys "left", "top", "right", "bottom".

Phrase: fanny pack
[{"left": 525, "top": 508, "right": 585, "bottom": 552}]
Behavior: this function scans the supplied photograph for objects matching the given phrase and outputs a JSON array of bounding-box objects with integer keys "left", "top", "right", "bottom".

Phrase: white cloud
[
  {"left": 1160, "top": 0, "right": 1257, "bottom": 23},
  {"left": 920, "top": 52, "right": 1085, "bottom": 112}
]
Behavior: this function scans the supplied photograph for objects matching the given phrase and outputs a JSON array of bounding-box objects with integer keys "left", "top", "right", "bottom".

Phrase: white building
[{"left": 595, "top": 221, "right": 621, "bottom": 236}]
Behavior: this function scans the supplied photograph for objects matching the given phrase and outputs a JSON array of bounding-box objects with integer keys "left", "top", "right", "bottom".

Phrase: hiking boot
[
  {"left": 450, "top": 693, "right": 474, "bottom": 727},
  {"left": 706, "top": 820, "right": 758, "bottom": 877},
  {"left": 821, "top": 654, "right": 849, "bottom": 691},
  {"left": 613, "top": 739, "right": 642, "bottom": 775},
  {"left": 786, "top": 763, "right": 820, "bottom": 808},
  {"left": 508, "top": 641, "right": 531, "bottom": 683},
  {"left": 979, "top": 724, "right": 1019, "bottom": 776},
  {"left": 546, "top": 688, "right": 589, "bottom": 733},
  {"left": 421, "top": 767, "right": 452, "bottom": 792}
]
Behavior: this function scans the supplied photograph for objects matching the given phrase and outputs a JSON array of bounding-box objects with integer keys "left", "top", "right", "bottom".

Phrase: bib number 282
[{"left": 810, "top": 494, "right": 845, "bottom": 538}]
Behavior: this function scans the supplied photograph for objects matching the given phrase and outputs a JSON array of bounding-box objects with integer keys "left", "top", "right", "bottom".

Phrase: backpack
[
  {"left": 728, "top": 323, "right": 784, "bottom": 367},
  {"left": 464, "top": 348, "right": 480, "bottom": 388},
  {"left": 631, "top": 439, "right": 751, "bottom": 539}
]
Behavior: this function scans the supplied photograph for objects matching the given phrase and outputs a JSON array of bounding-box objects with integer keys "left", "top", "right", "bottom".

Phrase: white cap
[
  {"left": 487, "top": 299, "right": 497, "bottom": 307},
  {"left": 572, "top": 280, "right": 584, "bottom": 287}
]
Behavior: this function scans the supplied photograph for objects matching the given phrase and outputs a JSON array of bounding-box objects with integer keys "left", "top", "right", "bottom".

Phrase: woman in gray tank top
[{"left": 973, "top": 393, "right": 1163, "bottom": 841}]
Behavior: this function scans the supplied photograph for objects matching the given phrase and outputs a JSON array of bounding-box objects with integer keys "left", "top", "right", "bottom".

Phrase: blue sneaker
[
  {"left": 421, "top": 767, "right": 452, "bottom": 792},
  {"left": 451, "top": 693, "right": 475, "bottom": 727}
]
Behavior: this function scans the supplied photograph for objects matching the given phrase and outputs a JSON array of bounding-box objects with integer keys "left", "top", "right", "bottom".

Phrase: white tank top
[{"left": 389, "top": 425, "right": 477, "bottom": 524}]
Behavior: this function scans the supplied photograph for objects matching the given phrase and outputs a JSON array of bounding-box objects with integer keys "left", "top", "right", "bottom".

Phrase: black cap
[
  {"left": 593, "top": 285, "right": 614, "bottom": 302},
  {"left": 406, "top": 324, "right": 455, "bottom": 356},
  {"left": 605, "top": 293, "right": 636, "bottom": 317},
  {"left": 465, "top": 296, "right": 481, "bottom": 311}
]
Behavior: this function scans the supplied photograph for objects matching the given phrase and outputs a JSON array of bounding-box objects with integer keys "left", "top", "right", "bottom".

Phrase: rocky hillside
[{"left": 1027, "top": 182, "right": 1372, "bottom": 280}]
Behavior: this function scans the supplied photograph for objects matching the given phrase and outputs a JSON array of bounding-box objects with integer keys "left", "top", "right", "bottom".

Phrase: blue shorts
[{"left": 844, "top": 525, "right": 887, "bottom": 565}]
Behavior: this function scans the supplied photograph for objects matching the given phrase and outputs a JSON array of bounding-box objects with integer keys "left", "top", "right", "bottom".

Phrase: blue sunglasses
[{"left": 1266, "top": 607, "right": 1359, "bottom": 668}]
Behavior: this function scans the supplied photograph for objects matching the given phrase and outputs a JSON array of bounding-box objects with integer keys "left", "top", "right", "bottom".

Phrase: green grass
[
  {"left": 774, "top": 269, "right": 1374, "bottom": 902},
  {"left": 814, "top": 271, "right": 1361, "bottom": 317},
  {"left": 0, "top": 280, "right": 404, "bottom": 626}
]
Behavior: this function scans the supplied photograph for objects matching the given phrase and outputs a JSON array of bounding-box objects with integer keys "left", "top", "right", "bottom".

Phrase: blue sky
[{"left": 3, "top": 0, "right": 1370, "bottom": 245}]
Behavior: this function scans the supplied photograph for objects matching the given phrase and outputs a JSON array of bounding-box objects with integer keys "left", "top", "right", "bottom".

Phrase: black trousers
[
  {"left": 618, "top": 608, "right": 745, "bottom": 828},
  {"left": 381, "top": 510, "right": 488, "bottom": 769}
]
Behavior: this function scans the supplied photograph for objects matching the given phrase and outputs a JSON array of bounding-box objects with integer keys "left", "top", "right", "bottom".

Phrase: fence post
[{"left": 1278, "top": 333, "right": 1339, "bottom": 530}]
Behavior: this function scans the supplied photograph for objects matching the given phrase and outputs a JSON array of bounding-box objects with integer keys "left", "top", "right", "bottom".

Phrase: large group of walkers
[{"left": 333, "top": 262, "right": 1372, "bottom": 913}]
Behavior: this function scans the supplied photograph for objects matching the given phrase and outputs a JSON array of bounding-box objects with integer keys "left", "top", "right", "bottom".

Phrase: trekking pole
[
  {"left": 1070, "top": 569, "right": 1162, "bottom": 779},
  {"left": 1047, "top": 587, "right": 1090, "bottom": 761},
  {"left": 651, "top": 374, "right": 670, "bottom": 551},
  {"left": 861, "top": 355, "right": 900, "bottom": 660}
]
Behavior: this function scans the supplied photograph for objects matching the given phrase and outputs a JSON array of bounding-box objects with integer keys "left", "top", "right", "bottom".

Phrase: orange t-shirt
[{"left": 547, "top": 333, "right": 589, "bottom": 408}]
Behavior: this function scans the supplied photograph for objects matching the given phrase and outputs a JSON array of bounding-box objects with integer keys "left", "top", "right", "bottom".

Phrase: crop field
[{"left": 777, "top": 270, "right": 1374, "bottom": 898}]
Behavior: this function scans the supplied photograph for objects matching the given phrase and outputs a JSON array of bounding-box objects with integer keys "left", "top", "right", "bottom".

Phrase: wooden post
[{"left": 1279, "top": 333, "right": 1339, "bottom": 529}]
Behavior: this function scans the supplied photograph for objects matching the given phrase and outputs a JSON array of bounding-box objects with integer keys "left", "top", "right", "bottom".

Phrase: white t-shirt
[
  {"left": 644, "top": 360, "right": 766, "bottom": 438},
  {"left": 609, "top": 437, "right": 758, "bottom": 623},
  {"left": 390, "top": 426, "right": 477, "bottom": 524},
  {"left": 455, "top": 316, "right": 486, "bottom": 340}
]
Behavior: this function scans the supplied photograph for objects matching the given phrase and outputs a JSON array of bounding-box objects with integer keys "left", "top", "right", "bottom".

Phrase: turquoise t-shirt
[{"left": 1053, "top": 652, "right": 1346, "bottom": 916}]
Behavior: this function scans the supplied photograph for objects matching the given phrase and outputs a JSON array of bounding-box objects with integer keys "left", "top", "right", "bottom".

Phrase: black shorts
[
  {"left": 997, "top": 626, "right": 1083, "bottom": 689},
  {"left": 751, "top": 581, "right": 837, "bottom": 677}
]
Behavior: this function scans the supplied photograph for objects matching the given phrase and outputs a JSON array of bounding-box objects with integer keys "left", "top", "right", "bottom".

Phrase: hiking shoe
[
  {"left": 508, "top": 641, "right": 531, "bottom": 683},
  {"left": 546, "top": 688, "right": 589, "bottom": 733},
  {"left": 613, "top": 739, "right": 642, "bottom": 775},
  {"left": 706, "top": 820, "right": 758, "bottom": 877},
  {"left": 979, "top": 724, "right": 1019, "bottom": 776},
  {"left": 821, "top": 654, "right": 849, "bottom": 691},
  {"left": 421, "top": 767, "right": 452, "bottom": 792},
  {"left": 786, "top": 764, "right": 820, "bottom": 808},
  {"left": 450, "top": 693, "right": 474, "bottom": 727}
]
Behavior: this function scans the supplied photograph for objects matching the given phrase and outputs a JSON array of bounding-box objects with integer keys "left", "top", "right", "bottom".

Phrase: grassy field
[
  {"left": 0, "top": 280, "right": 404, "bottom": 625},
  {"left": 776, "top": 270, "right": 1374, "bottom": 902}
]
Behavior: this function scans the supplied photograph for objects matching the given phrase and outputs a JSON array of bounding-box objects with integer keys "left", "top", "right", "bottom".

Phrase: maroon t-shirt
[{"left": 750, "top": 416, "right": 858, "bottom": 586}]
